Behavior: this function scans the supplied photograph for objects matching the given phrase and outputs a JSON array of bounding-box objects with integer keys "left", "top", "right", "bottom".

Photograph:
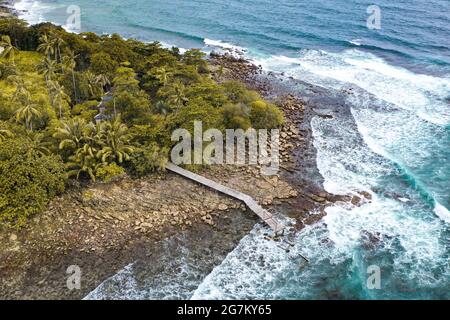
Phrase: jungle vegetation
[{"left": 0, "top": 17, "right": 284, "bottom": 227}]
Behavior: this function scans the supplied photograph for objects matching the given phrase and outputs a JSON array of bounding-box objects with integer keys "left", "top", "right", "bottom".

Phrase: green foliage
[
  {"left": 99, "top": 116, "right": 134, "bottom": 164},
  {"left": 0, "top": 137, "right": 66, "bottom": 228},
  {"left": 222, "top": 80, "right": 260, "bottom": 104},
  {"left": 89, "top": 52, "right": 118, "bottom": 77},
  {"left": 0, "top": 61, "right": 17, "bottom": 79},
  {"left": 222, "top": 103, "right": 251, "bottom": 129},
  {"left": 128, "top": 144, "right": 168, "bottom": 177},
  {"left": 109, "top": 89, "right": 152, "bottom": 124},
  {"left": 95, "top": 162, "right": 126, "bottom": 183},
  {"left": 0, "top": 17, "right": 286, "bottom": 226},
  {"left": 249, "top": 100, "right": 285, "bottom": 129},
  {"left": 0, "top": 35, "right": 19, "bottom": 62},
  {"left": 71, "top": 100, "right": 99, "bottom": 121}
]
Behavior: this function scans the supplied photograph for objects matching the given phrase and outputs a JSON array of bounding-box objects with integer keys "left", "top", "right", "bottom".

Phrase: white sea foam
[
  {"left": 434, "top": 202, "right": 450, "bottom": 224},
  {"left": 251, "top": 49, "right": 450, "bottom": 125},
  {"left": 14, "top": 0, "right": 66, "bottom": 25},
  {"left": 192, "top": 48, "right": 450, "bottom": 299},
  {"left": 349, "top": 39, "right": 362, "bottom": 46},
  {"left": 192, "top": 98, "right": 448, "bottom": 299},
  {"left": 204, "top": 38, "right": 246, "bottom": 53}
]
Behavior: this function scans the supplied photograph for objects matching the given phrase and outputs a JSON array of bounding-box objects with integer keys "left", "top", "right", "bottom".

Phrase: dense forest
[{"left": 0, "top": 17, "right": 284, "bottom": 228}]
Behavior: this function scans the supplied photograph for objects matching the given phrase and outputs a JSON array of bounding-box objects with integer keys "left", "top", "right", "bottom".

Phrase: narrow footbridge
[{"left": 166, "top": 163, "right": 285, "bottom": 234}]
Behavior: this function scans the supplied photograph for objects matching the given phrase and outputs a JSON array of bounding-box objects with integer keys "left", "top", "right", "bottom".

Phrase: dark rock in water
[
  {"left": 359, "top": 191, "right": 373, "bottom": 200},
  {"left": 360, "top": 230, "right": 382, "bottom": 250},
  {"left": 351, "top": 196, "right": 362, "bottom": 205}
]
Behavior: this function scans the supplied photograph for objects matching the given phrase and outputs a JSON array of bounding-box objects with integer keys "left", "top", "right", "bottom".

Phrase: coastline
[
  {"left": 0, "top": 0, "right": 17, "bottom": 18},
  {"left": 0, "top": 13, "right": 363, "bottom": 300},
  {"left": 1, "top": 0, "right": 448, "bottom": 301}
]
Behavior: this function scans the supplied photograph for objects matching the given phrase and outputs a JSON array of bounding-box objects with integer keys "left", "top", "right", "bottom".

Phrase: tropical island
[
  {"left": 2, "top": 0, "right": 448, "bottom": 301},
  {"left": 0, "top": 12, "right": 339, "bottom": 299}
]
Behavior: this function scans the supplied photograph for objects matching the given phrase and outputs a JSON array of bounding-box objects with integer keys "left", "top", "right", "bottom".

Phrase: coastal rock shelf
[{"left": 166, "top": 163, "right": 285, "bottom": 234}]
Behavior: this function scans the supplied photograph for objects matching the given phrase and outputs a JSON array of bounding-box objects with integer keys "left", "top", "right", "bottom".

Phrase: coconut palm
[
  {"left": 48, "top": 80, "right": 70, "bottom": 119},
  {"left": 98, "top": 116, "right": 133, "bottom": 164},
  {"left": 38, "top": 57, "right": 58, "bottom": 82},
  {"left": 53, "top": 118, "right": 87, "bottom": 151},
  {"left": 27, "top": 132, "right": 51, "bottom": 156},
  {"left": 95, "top": 73, "right": 110, "bottom": 91},
  {"left": 52, "top": 32, "right": 65, "bottom": 62},
  {"left": 153, "top": 100, "right": 171, "bottom": 117},
  {"left": 15, "top": 96, "right": 41, "bottom": 131},
  {"left": 0, "top": 35, "right": 19, "bottom": 63},
  {"left": 61, "top": 51, "right": 78, "bottom": 102},
  {"left": 155, "top": 67, "right": 172, "bottom": 86},
  {"left": 37, "top": 34, "right": 55, "bottom": 60},
  {"left": 83, "top": 121, "right": 105, "bottom": 147},
  {"left": 167, "top": 81, "right": 188, "bottom": 109},
  {"left": 66, "top": 143, "right": 104, "bottom": 181},
  {"left": 85, "top": 71, "right": 103, "bottom": 98},
  {"left": 8, "top": 75, "right": 29, "bottom": 103}
]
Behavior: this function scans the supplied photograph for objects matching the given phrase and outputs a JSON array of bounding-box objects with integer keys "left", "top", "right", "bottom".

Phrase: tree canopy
[{"left": 0, "top": 17, "right": 284, "bottom": 227}]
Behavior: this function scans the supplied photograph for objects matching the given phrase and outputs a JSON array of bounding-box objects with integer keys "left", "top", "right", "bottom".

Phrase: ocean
[{"left": 14, "top": 0, "right": 450, "bottom": 299}]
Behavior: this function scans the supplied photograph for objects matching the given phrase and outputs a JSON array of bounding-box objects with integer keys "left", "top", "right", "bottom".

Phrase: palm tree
[
  {"left": 61, "top": 51, "right": 78, "bottom": 102},
  {"left": 8, "top": 75, "right": 29, "bottom": 103},
  {"left": 51, "top": 32, "right": 65, "bottom": 62},
  {"left": 95, "top": 73, "right": 110, "bottom": 91},
  {"left": 85, "top": 71, "right": 102, "bottom": 98},
  {"left": 155, "top": 67, "right": 172, "bottom": 86},
  {"left": 37, "top": 34, "right": 55, "bottom": 60},
  {"left": 98, "top": 116, "right": 133, "bottom": 164},
  {"left": 153, "top": 100, "right": 171, "bottom": 117},
  {"left": 53, "top": 118, "right": 86, "bottom": 151},
  {"left": 15, "top": 96, "right": 41, "bottom": 131},
  {"left": 83, "top": 121, "right": 105, "bottom": 148},
  {"left": 38, "top": 57, "right": 58, "bottom": 82},
  {"left": 27, "top": 132, "right": 51, "bottom": 156},
  {"left": 66, "top": 143, "right": 104, "bottom": 181},
  {"left": 48, "top": 80, "right": 70, "bottom": 119},
  {"left": 0, "top": 35, "right": 19, "bottom": 64},
  {"left": 167, "top": 81, "right": 188, "bottom": 109}
]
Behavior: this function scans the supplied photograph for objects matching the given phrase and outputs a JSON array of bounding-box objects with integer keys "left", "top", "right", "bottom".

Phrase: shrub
[
  {"left": 222, "top": 103, "right": 251, "bottom": 130},
  {"left": 0, "top": 137, "right": 66, "bottom": 228},
  {"left": 249, "top": 100, "right": 284, "bottom": 129},
  {"left": 222, "top": 81, "right": 260, "bottom": 104},
  {"left": 95, "top": 163, "right": 126, "bottom": 183},
  {"left": 128, "top": 144, "right": 168, "bottom": 177}
]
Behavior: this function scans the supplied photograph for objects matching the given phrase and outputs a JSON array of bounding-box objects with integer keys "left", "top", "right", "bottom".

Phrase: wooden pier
[{"left": 166, "top": 163, "right": 285, "bottom": 234}]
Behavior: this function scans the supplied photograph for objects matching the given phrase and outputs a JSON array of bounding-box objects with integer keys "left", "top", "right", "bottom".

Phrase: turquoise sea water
[{"left": 15, "top": 0, "right": 450, "bottom": 299}]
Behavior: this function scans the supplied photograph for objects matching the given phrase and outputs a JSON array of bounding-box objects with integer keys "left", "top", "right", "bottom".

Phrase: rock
[
  {"left": 10, "top": 233, "right": 17, "bottom": 241},
  {"left": 308, "top": 193, "right": 327, "bottom": 203},
  {"left": 318, "top": 192, "right": 328, "bottom": 198},
  {"left": 359, "top": 191, "right": 373, "bottom": 200},
  {"left": 351, "top": 196, "right": 361, "bottom": 206},
  {"left": 218, "top": 204, "right": 228, "bottom": 211}
]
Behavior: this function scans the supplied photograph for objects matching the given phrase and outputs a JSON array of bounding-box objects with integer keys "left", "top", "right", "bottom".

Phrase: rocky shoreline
[{"left": 0, "top": 12, "right": 368, "bottom": 299}]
